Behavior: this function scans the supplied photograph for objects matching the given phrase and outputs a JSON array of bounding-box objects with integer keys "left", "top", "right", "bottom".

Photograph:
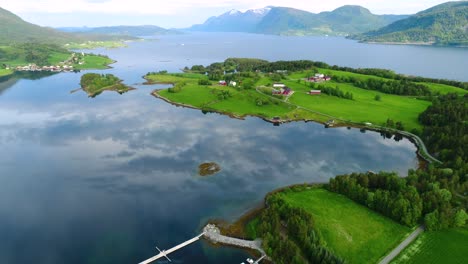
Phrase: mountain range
[
  {"left": 57, "top": 25, "right": 181, "bottom": 37},
  {"left": 1, "top": 1, "right": 467, "bottom": 47},
  {"left": 188, "top": 5, "right": 409, "bottom": 36},
  {"left": 353, "top": 1, "right": 468, "bottom": 46}
]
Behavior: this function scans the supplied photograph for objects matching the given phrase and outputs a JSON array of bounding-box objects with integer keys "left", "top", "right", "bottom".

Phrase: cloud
[{"left": 2, "top": 0, "right": 452, "bottom": 16}]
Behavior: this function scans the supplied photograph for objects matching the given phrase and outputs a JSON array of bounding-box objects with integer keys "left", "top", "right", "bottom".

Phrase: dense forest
[
  {"left": 329, "top": 93, "right": 468, "bottom": 231},
  {"left": 419, "top": 94, "right": 468, "bottom": 166},
  {"left": 256, "top": 192, "right": 345, "bottom": 264}
]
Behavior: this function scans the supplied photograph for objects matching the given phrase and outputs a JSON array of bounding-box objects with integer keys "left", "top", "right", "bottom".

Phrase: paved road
[{"left": 379, "top": 226, "right": 424, "bottom": 264}]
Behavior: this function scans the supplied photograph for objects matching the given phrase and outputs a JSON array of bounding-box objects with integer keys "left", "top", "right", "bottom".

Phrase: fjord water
[{"left": 0, "top": 34, "right": 466, "bottom": 264}]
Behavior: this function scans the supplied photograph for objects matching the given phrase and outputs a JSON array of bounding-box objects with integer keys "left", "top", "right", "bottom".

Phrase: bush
[{"left": 198, "top": 79, "right": 211, "bottom": 86}]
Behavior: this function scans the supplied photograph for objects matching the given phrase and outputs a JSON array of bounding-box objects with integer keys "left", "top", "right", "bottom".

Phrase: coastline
[
  {"left": 151, "top": 88, "right": 441, "bottom": 165},
  {"left": 360, "top": 40, "right": 468, "bottom": 48},
  {"left": 202, "top": 183, "right": 325, "bottom": 262}
]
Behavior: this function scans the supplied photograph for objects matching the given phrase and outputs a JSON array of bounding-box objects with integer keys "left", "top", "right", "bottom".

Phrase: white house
[{"left": 273, "top": 83, "right": 286, "bottom": 88}]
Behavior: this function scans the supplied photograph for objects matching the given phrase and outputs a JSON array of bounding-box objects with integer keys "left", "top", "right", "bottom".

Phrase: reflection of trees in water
[
  {"left": 380, "top": 131, "right": 404, "bottom": 142},
  {"left": 0, "top": 71, "right": 60, "bottom": 95},
  {"left": 14, "top": 71, "right": 59, "bottom": 80}
]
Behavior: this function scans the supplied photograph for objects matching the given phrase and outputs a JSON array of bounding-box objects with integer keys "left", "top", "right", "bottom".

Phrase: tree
[
  {"left": 375, "top": 94, "right": 381, "bottom": 101},
  {"left": 454, "top": 209, "right": 468, "bottom": 227},
  {"left": 425, "top": 210, "right": 439, "bottom": 231}
]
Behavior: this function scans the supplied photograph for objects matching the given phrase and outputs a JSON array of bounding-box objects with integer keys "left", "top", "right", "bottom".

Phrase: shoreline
[
  {"left": 202, "top": 183, "right": 324, "bottom": 261},
  {"left": 83, "top": 81, "right": 135, "bottom": 97},
  {"left": 202, "top": 224, "right": 268, "bottom": 260},
  {"left": 151, "top": 88, "right": 440, "bottom": 165},
  {"left": 360, "top": 40, "right": 468, "bottom": 48}
]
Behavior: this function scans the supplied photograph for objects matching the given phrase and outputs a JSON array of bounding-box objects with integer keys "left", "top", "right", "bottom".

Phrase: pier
[
  {"left": 203, "top": 224, "right": 267, "bottom": 257},
  {"left": 138, "top": 232, "right": 205, "bottom": 264}
]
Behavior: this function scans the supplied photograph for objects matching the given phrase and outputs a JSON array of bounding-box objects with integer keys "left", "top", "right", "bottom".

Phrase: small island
[
  {"left": 198, "top": 162, "right": 221, "bottom": 176},
  {"left": 79, "top": 73, "right": 135, "bottom": 97}
]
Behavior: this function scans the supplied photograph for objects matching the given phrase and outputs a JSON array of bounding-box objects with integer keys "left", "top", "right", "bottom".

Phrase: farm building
[
  {"left": 273, "top": 83, "right": 286, "bottom": 88},
  {"left": 272, "top": 87, "right": 292, "bottom": 96},
  {"left": 309, "top": 90, "right": 321, "bottom": 95},
  {"left": 308, "top": 73, "right": 331, "bottom": 82}
]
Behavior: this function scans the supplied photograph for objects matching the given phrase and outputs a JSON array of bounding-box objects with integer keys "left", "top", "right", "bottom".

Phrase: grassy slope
[
  {"left": 312, "top": 68, "right": 468, "bottom": 96},
  {"left": 278, "top": 188, "right": 411, "bottom": 264},
  {"left": 422, "top": 82, "right": 468, "bottom": 95},
  {"left": 0, "top": 69, "right": 13, "bottom": 77},
  {"left": 285, "top": 79, "right": 431, "bottom": 131},
  {"left": 74, "top": 55, "right": 114, "bottom": 70},
  {"left": 391, "top": 227, "right": 468, "bottom": 264},
  {"left": 150, "top": 73, "right": 295, "bottom": 118}
]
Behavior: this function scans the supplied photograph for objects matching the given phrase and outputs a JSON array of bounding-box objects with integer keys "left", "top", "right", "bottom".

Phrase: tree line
[
  {"left": 186, "top": 58, "right": 468, "bottom": 90},
  {"left": 317, "top": 84, "right": 354, "bottom": 100},
  {"left": 332, "top": 75, "right": 432, "bottom": 96},
  {"left": 328, "top": 93, "right": 468, "bottom": 231}
]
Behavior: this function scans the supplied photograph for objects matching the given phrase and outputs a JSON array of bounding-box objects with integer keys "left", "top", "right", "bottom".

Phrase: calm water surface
[{"left": 1, "top": 33, "right": 465, "bottom": 264}]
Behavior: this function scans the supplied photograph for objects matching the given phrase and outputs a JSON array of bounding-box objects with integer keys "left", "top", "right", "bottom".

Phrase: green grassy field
[
  {"left": 150, "top": 73, "right": 295, "bottom": 118},
  {"left": 391, "top": 227, "right": 468, "bottom": 264},
  {"left": 147, "top": 69, "right": 465, "bottom": 131},
  {"left": 285, "top": 79, "right": 431, "bottom": 130},
  {"left": 0, "top": 69, "right": 13, "bottom": 77},
  {"left": 276, "top": 188, "right": 411, "bottom": 264},
  {"left": 74, "top": 54, "right": 114, "bottom": 70},
  {"left": 65, "top": 41, "right": 128, "bottom": 50},
  {"left": 422, "top": 82, "right": 468, "bottom": 95}
]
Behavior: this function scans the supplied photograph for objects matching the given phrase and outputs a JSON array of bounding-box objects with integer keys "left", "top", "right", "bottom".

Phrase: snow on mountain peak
[
  {"left": 251, "top": 7, "right": 271, "bottom": 15},
  {"left": 223, "top": 7, "right": 271, "bottom": 17},
  {"left": 228, "top": 9, "right": 241, "bottom": 15}
]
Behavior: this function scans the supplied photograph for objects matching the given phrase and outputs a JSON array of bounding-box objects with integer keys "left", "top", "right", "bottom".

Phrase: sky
[{"left": 1, "top": 0, "right": 456, "bottom": 28}]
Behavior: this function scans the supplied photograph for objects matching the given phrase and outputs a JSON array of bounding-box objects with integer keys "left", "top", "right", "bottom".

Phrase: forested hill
[
  {"left": 256, "top": 6, "right": 408, "bottom": 35},
  {"left": 189, "top": 5, "right": 409, "bottom": 36},
  {"left": 354, "top": 1, "right": 468, "bottom": 46},
  {"left": 0, "top": 7, "right": 137, "bottom": 45},
  {"left": 0, "top": 7, "right": 79, "bottom": 45}
]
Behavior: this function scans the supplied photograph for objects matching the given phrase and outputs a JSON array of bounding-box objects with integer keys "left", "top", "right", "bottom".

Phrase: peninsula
[
  {"left": 145, "top": 58, "right": 467, "bottom": 133},
  {"left": 145, "top": 59, "right": 467, "bottom": 263}
]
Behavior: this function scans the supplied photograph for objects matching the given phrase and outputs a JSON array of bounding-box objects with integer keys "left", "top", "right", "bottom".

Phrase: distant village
[{"left": 7, "top": 52, "right": 86, "bottom": 73}]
